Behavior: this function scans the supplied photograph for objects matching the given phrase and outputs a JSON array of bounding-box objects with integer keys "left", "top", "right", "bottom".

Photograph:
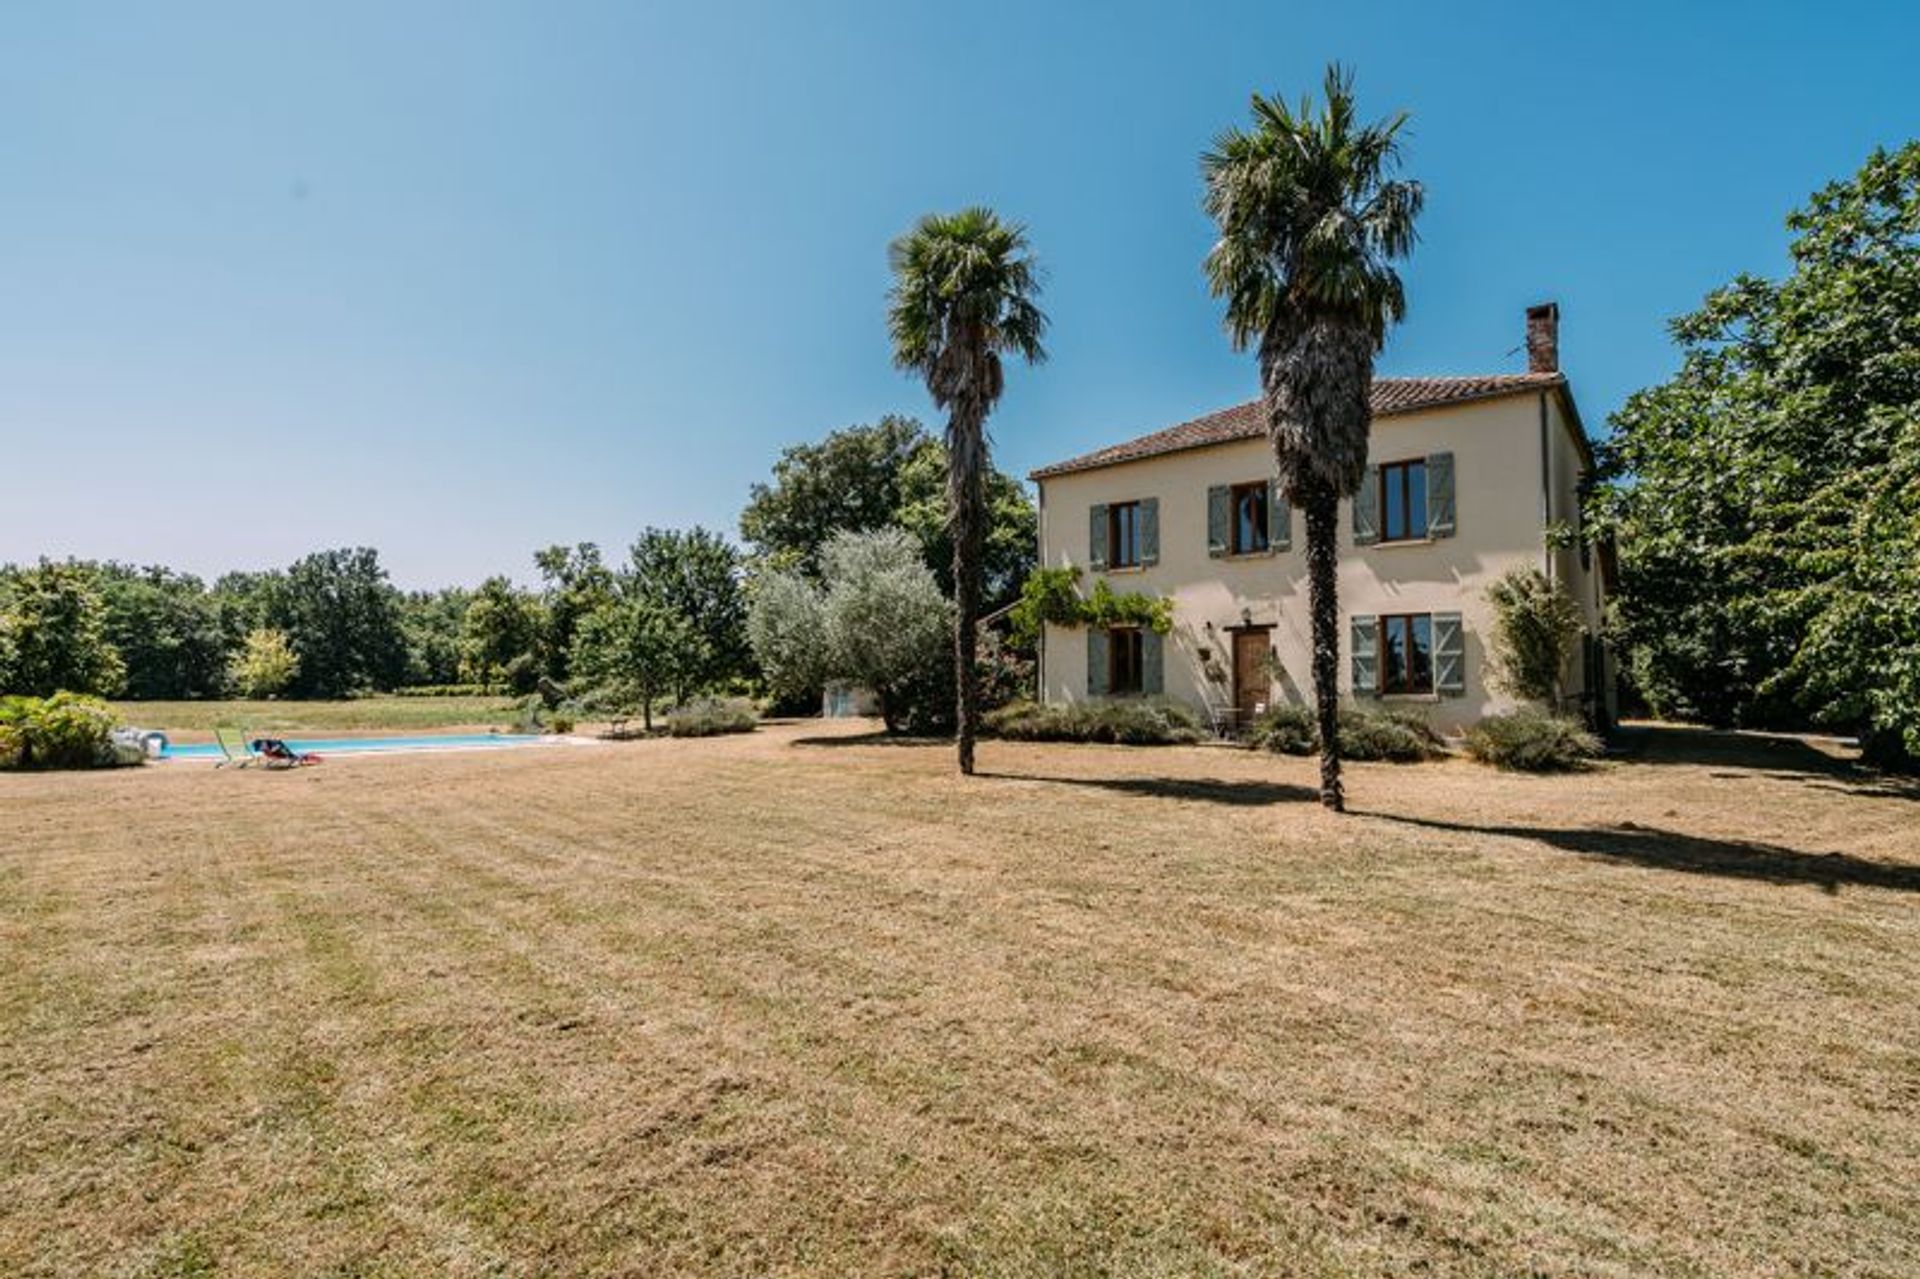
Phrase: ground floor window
[
  {"left": 1380, "top": 613, "right": 1434, "bottom": 695},
  {"left": 1107, "top": 626, "right": 1144, "bottom": 695}
]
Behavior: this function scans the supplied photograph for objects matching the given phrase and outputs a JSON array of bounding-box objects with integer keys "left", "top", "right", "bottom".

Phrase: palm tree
[
  {"left": 888, "top": 208, "right": 1047, "bottom": 775},
  {"left": 1202, "top": 65, "right": 1422, "bottom": 812}
]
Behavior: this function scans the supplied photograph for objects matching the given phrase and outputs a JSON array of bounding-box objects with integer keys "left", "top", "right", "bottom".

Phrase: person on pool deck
[{"left": 249, "top": 738, "right": 321, "bottom": 767}]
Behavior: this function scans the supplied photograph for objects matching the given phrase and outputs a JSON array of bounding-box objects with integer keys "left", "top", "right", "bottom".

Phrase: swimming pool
[{"left": 162, "top": 733, "right": 557, "bottom": 760}]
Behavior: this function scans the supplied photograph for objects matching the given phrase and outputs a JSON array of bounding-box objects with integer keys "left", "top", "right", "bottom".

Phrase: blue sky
[{"left": 3, "top": 1, "right": 1912, "bottom": 588}]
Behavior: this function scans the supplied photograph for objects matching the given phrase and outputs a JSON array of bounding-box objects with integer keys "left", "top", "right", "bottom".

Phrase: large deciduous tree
[
  {"left": 888, "top": 207, "right": 1047, "bottom": 775},
  {"left": 747, "top": 529, "right": 950, "bottom": 734},
  {"left": 0, "top": 561, "right": 126, "bottom": 697},
  {"left": 1593, "top": 142, "right": 1920, "bottom": 769},
  {"left": 740, "top": 416, "right": 1037, "bottom": 608},
  {"left": 1202, "top": 65, "right": 1422, "bottom": 811},
  {"left": 625, "top": 527, "right": 749, "bottom": 700}
]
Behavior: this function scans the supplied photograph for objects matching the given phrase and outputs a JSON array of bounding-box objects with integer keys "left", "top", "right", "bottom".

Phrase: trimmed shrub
[
  {"left": 390, "top": 683, "right": 504, "bottom": 698},
  {"left": 984, "top": 698, "right": 1204, "bottom": 746},
  {"left": 1338, "top": 705, "right": 1443, "bottom": 762},
  {"left": 665, "top": 697, "right": 758, "bottom": 738},
  {"left": 0, "top": 692, "right": 123, "bottom": 770},
  {"left": 1247, "top": 704, "right": 1317, "bottom": 755},
  {"left": 1247, "top": 702, "right": 1440, "bottom": 762},
  {"left": 1464, "top": 709, "right": 1601, "bottom": 772}
]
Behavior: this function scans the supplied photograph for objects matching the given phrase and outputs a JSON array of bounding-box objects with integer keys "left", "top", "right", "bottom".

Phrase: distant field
[
  {"left": 2, "top": 720, "right": 1915, "bottom": 1276},
  {"left": 109, "top": 695, "right": 520, "bottom": 736}
]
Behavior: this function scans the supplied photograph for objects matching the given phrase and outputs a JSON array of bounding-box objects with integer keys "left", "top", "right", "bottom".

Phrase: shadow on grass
[
  {"left": 977, "top": 771, "right": 1317, "bottom": 807},
  {"left": 1365, "top": 811, "right": 1920, "bottom": 895},
  {"left": 1615, "top": 723, "right": 1920, "bottom": 801},
  {"left": 790, "top": 730, "right": 947, "bottom": 749}
]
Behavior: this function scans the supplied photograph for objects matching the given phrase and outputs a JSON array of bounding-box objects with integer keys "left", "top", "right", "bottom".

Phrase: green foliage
[
  {"left": 745, "top": 571, "right": 831, "bottom": 704},
  {"left": 459, "top": 576, "right": 546, "bottom": 694},
  {"left": 746, "top": 530, "right": 950, "bottom": 733},
  {"left": 398, "top": 587, "right": 471, "bottom": 687},
  {"left": 1007, "top": 567, "right": 1174, "bottom": 644},
  {"left": 1247, "top": 703, "right": 1318, "bottom": 755},
  {"left": 95, "top": 565, "right": 228, "bottom": 699},
  {"left": 1592, "top": 142, "right": 1920, "bottom": 764},
  {"left": 0, "top": 561, "right": 126, "bottom": 696},
  {"left": 1464, "top": 709, "right": 1602, "bottom": 772},
  {"left": 983, "top": 698, "right": 1204, "bottom": 746},
  {"left": 1246, "top": 702, "right": 1440, "bottom": 761},
  {"left": 740, "top": 416, "right": 1037, "bottom": 606},
  {"left": 1485, "top": 567, "right": 1583, "bottom": 706},
  {"left": 390, "top": 682, "right": 502, "bottom": 697},
  {"left": 1336, "top": 705, "right": 1441, "bottom": 762},
  {"left": 0, "top": 692, "right": 121, "bottom": 769},
  {"left": 664, "top": 697, "right": 757, "bottom": 738},
  {"left": 570, "top": 597, "right": 698, "bottom": 732},
  {"left": 230, "top": 627, "right": 300, "bottom": 698},
  {"left": 534, "top": 543, "right": 615, "bottom": 681},
  {"left": 625, "top": 527, "right": 750, "bottom": 697},
  {"left": 265, "top": 548, "right": 408, "bottom": 698}
]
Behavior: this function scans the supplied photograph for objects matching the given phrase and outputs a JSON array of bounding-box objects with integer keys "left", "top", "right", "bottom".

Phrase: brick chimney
[{"left": 1526, "top": 302, "right": 1560, "bottom": 374}]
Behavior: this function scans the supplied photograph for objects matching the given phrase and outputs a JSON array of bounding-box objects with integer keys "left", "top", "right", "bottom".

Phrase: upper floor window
[
  {"left": 1108, "top": 501, "right": 1142, "bottom": 569},
  {"left": 1231, "top": 482, "right": 1269, "bottom": 555},
  {"left": 1380, "top": 460, "right": 1429, "bottom": 543}
]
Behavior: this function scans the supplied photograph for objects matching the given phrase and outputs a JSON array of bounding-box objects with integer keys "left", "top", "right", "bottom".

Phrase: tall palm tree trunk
[
  {"left": 949, "top": 410, "right": 986, "bottom": 775},
  {"left": 1301, "top": 476, "right": 1345, "bottom": 811}
]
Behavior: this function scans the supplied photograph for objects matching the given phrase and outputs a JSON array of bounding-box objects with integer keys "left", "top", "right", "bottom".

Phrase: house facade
[{"left": 1028, "top": 305, "right": 1611, "bottom": 735}]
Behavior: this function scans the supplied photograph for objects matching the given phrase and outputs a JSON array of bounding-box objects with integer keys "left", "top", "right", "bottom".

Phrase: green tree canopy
[
  {"left": 459, "top": 576, "right": 546, "bottom": 692},
  {"left": 268, "top": 548, "right": 408, "bottom": 698},
  {"left": 624, "top": 527, "right": 749, "bottom": 698},
  {"left": 1593, "top": 141, "right": 1920, "bottom": 767},
  {"left": 534, "top": 542, "right": 615, "bottom": 681},
  {"left": 739, "top": 416, "right": 1037, "bottom": 608},
  {"left": 95, "top": 564, "right": 228, "bottom": 700},
  {"left": 746, "top": 529, "right": 950, "bottom": 733},
  {"left": 0, "top": 561, "right": 126, "bottom": 697}
]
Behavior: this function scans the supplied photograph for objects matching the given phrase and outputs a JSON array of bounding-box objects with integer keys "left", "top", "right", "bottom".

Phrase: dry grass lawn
[{"left": 2, "top": 720, "right": 1916, "bottom": 1277}]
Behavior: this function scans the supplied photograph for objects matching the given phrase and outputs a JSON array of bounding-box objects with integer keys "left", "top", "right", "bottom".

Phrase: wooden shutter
[
  {"left": 1088, "top": 504, "right": 1108, "bottom": 570},
  {"left": 1269, "top": 482, "right": 1292, "bottom": 553},
  {"left": 1433, "top": 612, "right": 1465, "bottom": 696},
  {"left": 1350, "top": 615, "right": 1378, "bottom": 695},
  {"left": 1086, "top": 627, "right": 1107, "bottom": 696},
  {"left": 1142, "top": 628, "right": 1164, "bottom": 695},
  {"left": 1352, "top": 467, "right": 1380, "bottom": 546},
  {"left": 1207, "top": 485, "right": 1230, "bottom": 557},
  {"left": 1426, "top": 452, "right": 1456, "bottom": 538},
  {"left": 1140, "top": 498, "right": 1160, "bottom": 567}
]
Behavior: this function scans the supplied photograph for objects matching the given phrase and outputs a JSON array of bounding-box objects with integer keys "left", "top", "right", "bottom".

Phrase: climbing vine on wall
[{"left": 1008, "top": 567, "right": 1173, "bottom": 643}]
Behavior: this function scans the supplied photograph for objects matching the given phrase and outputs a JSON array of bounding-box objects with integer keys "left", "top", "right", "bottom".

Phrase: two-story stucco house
[{"left": 1028, "top": 304, "right": 1611, "bottom": 735}]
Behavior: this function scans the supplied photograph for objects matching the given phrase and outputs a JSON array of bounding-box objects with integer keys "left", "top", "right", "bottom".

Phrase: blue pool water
[{"left": 163, "top": 733, "right": 549, "bottom": 760}]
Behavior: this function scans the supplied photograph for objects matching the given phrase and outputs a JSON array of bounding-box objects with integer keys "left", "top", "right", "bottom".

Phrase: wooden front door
[{"left": 1232, "top": 629, "right": 1271, "bottom": 726}]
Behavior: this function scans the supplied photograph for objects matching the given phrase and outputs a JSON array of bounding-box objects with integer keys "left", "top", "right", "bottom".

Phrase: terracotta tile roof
[{"left": 1029, "top": 373, "right": 1565, "bottom": 480}]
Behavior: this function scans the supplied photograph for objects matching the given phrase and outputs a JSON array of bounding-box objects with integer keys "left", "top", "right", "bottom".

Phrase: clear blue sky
[{"left": 3, "top": 1, "right": 1912, "bottom": 588}]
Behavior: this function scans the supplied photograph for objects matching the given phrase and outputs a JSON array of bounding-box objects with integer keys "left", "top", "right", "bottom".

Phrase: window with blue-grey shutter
[
  {"left": 1352, "top": 467, "right": 1380, "bottom": 545},
  {"left": 1207, "top": 485, "right": 1230, "bottom": 557},
  {"left": 1426, "top": 452, "right": 1456, "bottom": 538},
  {"left": 1351, "top": 615, "right": 1379, "bottom": 695},
  {"left": 1142, "top": 629, "right": 1164, "bottom": 695},
  {"left": 1432, "top": 612, "right": 1465, "bottom": 695},
  {"left": 1088, "top": 503, "right": 1108, "bottom": 570},
  {"left": 1139, "top": 498, "right": 1159, "bottom": 567},
  {"left": 1086, "top": 628, "right": 1106, "bottom": 696},
  {"left": 1270, "top": 484, "right": 1292, "bottom": 552}
]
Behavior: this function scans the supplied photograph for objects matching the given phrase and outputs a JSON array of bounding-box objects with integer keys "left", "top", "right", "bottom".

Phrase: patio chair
[{"left": 212, "top": 725, "right": 258, "bottom": 769}]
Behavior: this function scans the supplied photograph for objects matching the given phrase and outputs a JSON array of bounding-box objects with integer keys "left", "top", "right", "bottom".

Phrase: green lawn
[{"left": 109, "top": 695, "right": 521, "bottom": 736}]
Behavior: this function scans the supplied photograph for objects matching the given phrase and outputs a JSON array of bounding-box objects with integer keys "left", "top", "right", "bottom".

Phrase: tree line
[{"left": 0, "top": 417, "right": 1036, "bottom": 711}]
